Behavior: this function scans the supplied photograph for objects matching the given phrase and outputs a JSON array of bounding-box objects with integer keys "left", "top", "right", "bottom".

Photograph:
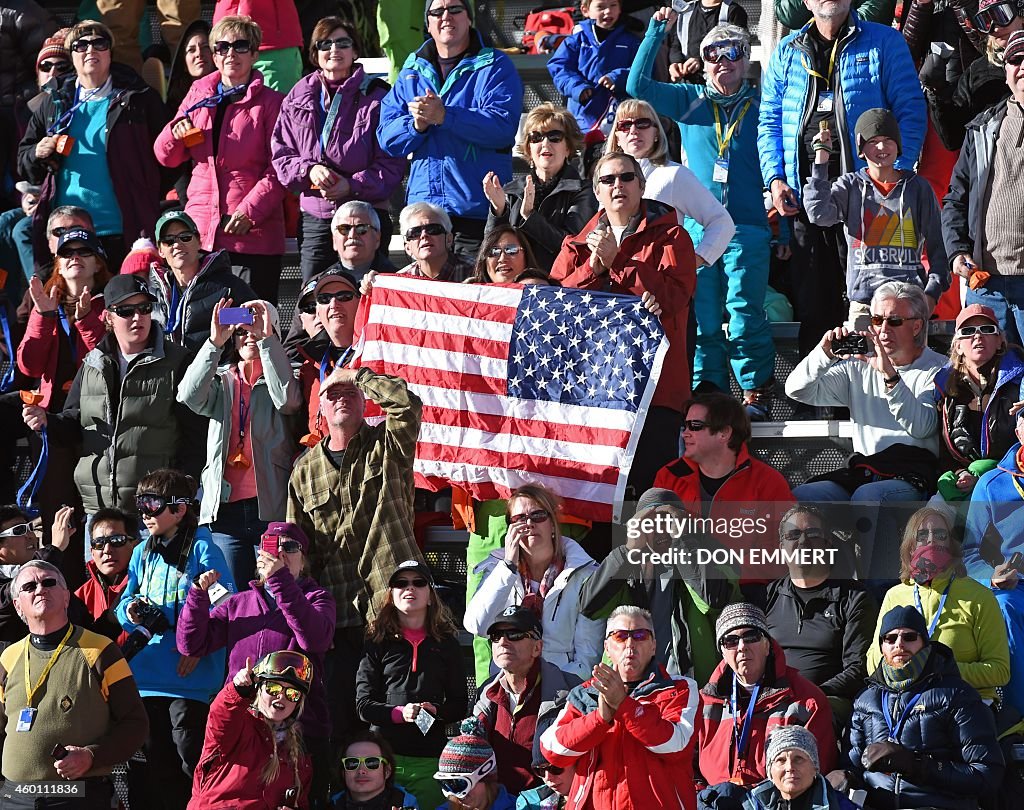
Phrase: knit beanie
[
  {"left": 878, "top": 605, "right": 929, "bottom": 646},
  {"left": 765, "top": 726, "right": 820, "bottom": 772},
  {"left": 716, "top": 602, "right": 771, "bottom": 645},
  {"left": 37, "top": 29, "right": 71, "bottom": 69},
  {"left": 437, "top": 718, "right": 495, "bottom": 776},
  {"left": 855, "top": 108, "right": 903, "bottom": 157},
  {"left": 119, "top": 238, "right": 161, "bottom": 276}
]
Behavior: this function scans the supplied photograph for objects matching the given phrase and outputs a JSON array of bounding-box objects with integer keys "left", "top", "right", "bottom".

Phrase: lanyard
[
  {"left": 234, "top": 366, "right": 250, "bottom": 447},
  {"left": 712, "top": 100, "right": 752, "bottom": 159},
  {"left": 166, "top": 283, "right": 183, "bottom": 335},
  {"left": 320, "top": 346, "right": 354, "bottom": 383},
  {"left": 0, "top": 307, "right": 15, "bottom": 392},
  {"left": 17, "top": 426, "right": 47, "bottom": 519},
  {"left": 56, "top": 306, "right": 77, "bottom": 364},
  {"left": 914, "top": 577, "right": 954, "bottom": 639},
  {"left": 318, "top": 82, "right": 345, "bottom": 154},
  {"left": 184, "top": 83, "right": 246, "bottom": 116},
  {"left": 23, "top": 623, "right": 74, "bottom": 707},
  {"left": 730, "top": 678, "right": 761, "bottom": 765},
  {"left": 882, "top": 690, "right": 922, "bottom": 742},
  {"left": 800, "top": 37, "right": 840, "bottom": 89},
  {"left": 47, "top": 85, "right": 103, "bottom": 135}
]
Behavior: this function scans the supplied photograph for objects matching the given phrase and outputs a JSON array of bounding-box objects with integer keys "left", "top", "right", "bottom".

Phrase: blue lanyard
[
  {"left": 914, "top": 576, "right": 954, "bottom": 639},
  {"left": 0, "top": 307, "right": 15, "bottom": 392},
  {"left": 56, "top": 306, "right": 77, "bottom": 364},
  {"left": 47, "top": 84, "right": 102, "bottom": 135},
  {"left": 166, "top": 283, "right": 182, "bottom": 335},
  {"left": 730, "top": 678, "right": 762, "bottom": 762},
  {"left": 17, "top": 427, "right": 47, "bottom": 519},
  {"left": 320, "top": 346, "right": 354, "bottom": 383},
  {"left": 318, "top": 81, "right": 345, "bottom": 154},
  {"left": 882, "top": 690, "right": 923, "bottom": 742},
  {"left": 184, "top": 82, "right": 246, "bottom": 116}
]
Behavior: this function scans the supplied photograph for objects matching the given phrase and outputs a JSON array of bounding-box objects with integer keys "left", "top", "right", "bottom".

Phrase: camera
[
  {"left": 120, "top": 599, "right": 170, "bottom": 661},
  {"left": 832, "top": 334, "right": 870, "bottom": 357}
]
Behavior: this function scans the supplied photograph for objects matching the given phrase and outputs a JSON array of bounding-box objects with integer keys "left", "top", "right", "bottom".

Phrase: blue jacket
[
  {"left": 627, "top": 16, "right": 766, "bottom": 227},
  {"left": 439, "top": 786, "right": 516, "bottom": 810},
  {"left": 516, "top": 785, "right": 562, "bottom": 809},
  {"left": 377, "top": 32, "right": 523, "bottom": 220},
  {"left": 329, "top": 785, "right": 418, "bottom": 808},
  {"left": 115, "top": 526, "right": 236, "bottom": 702},
  {"left": 757, "top": 10, "right": 926, "bottom": 201},
  {"left": 547, "top": 19, "right": 641, "bottom": 131},
  {"left": 964, "top": 441, "right": 1024, "bottom": 584}
]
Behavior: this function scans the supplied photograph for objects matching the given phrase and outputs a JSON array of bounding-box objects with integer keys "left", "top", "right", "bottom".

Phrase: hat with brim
[
  {"left": 56, "top": 228, "right": 106, "bottom": 260},
  {"left": 955, "top": 303, "right": 999, "bottom": 331},
  {"left": 103, "top": 274, "right": 158, "bottom": 307},
  {"left": 486, "top": 605, "right": 543, "bottom": 638},
  {"left": 155, "top": 209, "right": 199, "bottom": 242},
  {"left": 312, "top": 270, "right": 359, "bottom": 299}
]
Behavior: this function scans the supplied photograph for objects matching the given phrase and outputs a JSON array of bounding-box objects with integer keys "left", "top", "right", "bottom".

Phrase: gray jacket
[{"left": 177, "top": 336, "right": 302, "bottom": 524}]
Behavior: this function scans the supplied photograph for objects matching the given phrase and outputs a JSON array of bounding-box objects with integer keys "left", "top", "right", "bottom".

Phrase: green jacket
[
  {"left": 775, "top": 0, "right": 896, "bottom": 30},
  {"left": 176, "top": 336, "right": 303, "bottom": 525}
]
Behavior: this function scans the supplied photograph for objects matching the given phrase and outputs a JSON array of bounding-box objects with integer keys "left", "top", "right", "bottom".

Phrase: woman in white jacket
[{"left": 463, "top": 484, "right": 604, "bottom": 680}]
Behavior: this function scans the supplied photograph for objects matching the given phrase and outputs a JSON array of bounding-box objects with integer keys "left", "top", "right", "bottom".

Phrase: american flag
[{"left": 354, "top": 274, "right": 668, "bottom": 521}]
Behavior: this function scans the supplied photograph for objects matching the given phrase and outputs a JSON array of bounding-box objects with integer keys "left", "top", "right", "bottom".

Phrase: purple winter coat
[
  {"left": 270, "top": 65, "right": 406, "bottom": 219},
  {"left": 176, "top": 566, "right": 336, "bottom": 740},
  {"left": 154, "top": 69, "right": 286, "bottom": 255}
]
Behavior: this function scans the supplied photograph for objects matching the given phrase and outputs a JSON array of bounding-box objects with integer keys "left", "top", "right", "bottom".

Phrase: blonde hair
[
  {"left": 210, "top": 15, "right": 263, "bottom": 51},
  {"left": 606, "top": 99, "right": 669, "bottom": 165},
  {"left": 257, "top": 693, "right": 306, "bottom": 794},
  {"left": 64, "top": 20, "right": 114, "bottom": 52},
  {"left": 898, "top": 507, "right": 966, "bottom": 582}
]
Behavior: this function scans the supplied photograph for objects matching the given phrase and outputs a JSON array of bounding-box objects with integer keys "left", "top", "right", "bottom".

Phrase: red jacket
[
  {"left": 74, "top": 561, "right": 130, "bottom": 645},
  {"left": 214, "top": 0, "right": 302, "bottom": 51},
  {"left": 540, "top": 661, "right": 699, "bottom": 810},
  {"left": 189, "top": 681, "right": 312, "bottom": 810},
  {"left": 550, "top": 201, "right": 696, "bottom": 412},
  {"left": 695, "top": 639, "right": 836, "bottom": 788}
]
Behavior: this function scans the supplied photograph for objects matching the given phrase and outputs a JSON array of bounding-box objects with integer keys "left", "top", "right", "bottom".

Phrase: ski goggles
[
  {"left": 974, "top": 1, "right": 1016, "bottom": 32},
  {"left": 702, "top": 39, "right": 748, "bottom": 63},
  {"left": 435, "top": 755, "right": 497, "bottom": 798}
]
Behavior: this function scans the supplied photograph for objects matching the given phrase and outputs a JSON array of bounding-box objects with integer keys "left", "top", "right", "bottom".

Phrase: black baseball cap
[
  {"left": 486, "top": 605, "right": 543, "bottom": 638},
  {"left": 387, "top": 559, "right": 435, "bottom": 587},
  {"left": 56, "top": 228, "right": 106, "bottom": 259},
  {"left": 104, "top": 274, "right": 157, "bottom": 307}
]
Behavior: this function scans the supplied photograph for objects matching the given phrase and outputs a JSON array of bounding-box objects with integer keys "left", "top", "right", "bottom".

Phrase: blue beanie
[{"left": 878, "top": 605, "right": 929, "bottom": 646}]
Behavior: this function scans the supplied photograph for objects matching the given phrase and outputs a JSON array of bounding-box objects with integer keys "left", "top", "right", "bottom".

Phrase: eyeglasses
[
  {"left": 335, "top": 223, "right": 375, "bottom": 237},
  {"left": 534, "top": 765, "right": 565, "bottom": 776},
  {"left": 974, "top": 1, "right": 1016, "bottom": 32},
  {"left": 19, "top": 577, "right": 59, "bottom": 594},
  {"left": 614, "top": 118, "right": 654, "bottom": 133},
  {"left": 316, "top": 37, "right": 354, "bottom": 51},
  {"left": 956, "top": 324, "right": 999, "bottom": 338},
  {"left": 702, "top": 40, "right": 745, "bottom": 63},
  {"left": 59, "top": 247, "right": 95, "bottom": 258},
  {"left": 50, "top": 226, "right": 75, "bottom": 238},
  {"left": 606, "top": 628, "right": 654, "bottom": 643},
  {"left": 916, "top": 528, "right": 950, "bottom": 545},
  {"left": 488, "top": 629, "right": 538, "bottom": 643},
  {"left": 343, "top": 756, "right": 384, "bottom": 771},
  {"left": 426, "top": 4, "right": 467, "bottom": 18},
  {"left": 597, "top": 171, "right": 638, "bottom": 186},
  {"left": 135, "top": 493, "right": 190, "bottom": 517},
  {"left": 720, "top": 629, "right": 765, "bottom": 650},
  {"left": 509, "top": 509, "right": 549, "bottom": 525},
  {"left": 71, "top": 37, "right": 111, "bottom": 53},
  {"left": 435, "top": 756, "right": 497, "bottom": 799},
  {"left": 870, "top": 315, "right": 921, "bottom": 327},
  {"left": 109, "top": 303, "right": 154, "bottom": 319},
  {"left": 486, "top": 245, "right": 524, "bottom": 258},
  {"left": 527, "top": 129, "right": 565, "bottom": 144},
  {"left": 90, "top": 534, "right": 134, "bottom": 550},
  {"left": 0, "top": 522, "right": 34, "bottom": 539},
  {"left": 212, "top": 39, "right": 252, "bottom": 55},
  {"left": 392, "top": 577, "right": 429, "bottom": 589},
  {"left": 315, "top": 290, "right": 356, "bottom": 306},
  {"left": 159, "top": 232, "right": 196, "bottom": 246},
  {"left": 781, "top": 527, "right": 826, "bottom": 544},
  {"left": 405, "top": 223, "right": 447, "bottom": 240},
  {"left": 39, "top": 61, "right": 70, "bottom": 73},
  {"left": 882, "top": 631, "right": 921, "bottom": 645},
  {"left": 262, "top": 681, "right": 303, "bottom": 703}
]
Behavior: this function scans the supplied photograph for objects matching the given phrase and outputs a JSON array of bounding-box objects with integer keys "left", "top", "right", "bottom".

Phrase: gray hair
[
  {"left": 331, "top": 201, "right": 381, "bottom": 232},
  {"left": 871, "top": 281, "right": 930, "bottom": 348},
  {"left": 605, "top": 605, "right": 654, "bottom": 635},
  {"left": 13, "top": 560, "right": 68, "bottom": 622},
  {"left": 699, "top": 23, "right": 751, "bottom": 60},
  {"left": 398, "top": 202, "right": 451, "bottom": 236},
  {"left": 47, "top": 205, "right": 93, "bottom": 230}
]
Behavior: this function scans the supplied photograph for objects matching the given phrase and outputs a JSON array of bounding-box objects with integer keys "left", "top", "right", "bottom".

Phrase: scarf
[
  {"left": 909, "top": 545, "right": 954, "bottom": 585},
  {"left": 880, "top": 646, "right": 931, "bottom": 692},
  {"left": 520, "top": 557, "right": 565, "bottom": 618},
  {"left": 532, "top": 165, "right": 565, "bottom": 207}
]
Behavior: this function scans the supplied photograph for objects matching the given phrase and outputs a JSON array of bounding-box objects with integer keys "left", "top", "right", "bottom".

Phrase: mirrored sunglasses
[
  {"left": 90, "top": 534, "right": 134, "bottom": 550},
  {"left": 135, "top": 493, "right": 189, "bottom": 517},
  {"left": 335, "top": 223, "right": 375, "bottom": 237},
  {"left": 262, "top": 681, "right": 303, "bottom": 703},
  {"left": 486, "top": 245, "right": 524, "bottom": 258},
  {"left": 973, "top": 1, "right": 1016, "bottom": 32},
  {"left": 702, "top": 40, "right": 745, "bottom": 63},
  {"left": 606, "top": 628, "right": 653, "bottom": 643}
]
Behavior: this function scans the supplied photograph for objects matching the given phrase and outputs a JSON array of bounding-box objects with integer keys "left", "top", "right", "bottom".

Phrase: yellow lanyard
[
  {"left": 800, "top": 37, "right": 840, "bottom": 89},
  {"left": 1012, "top": 473, "right": 1024, "bottom": 502},
  {"left": 712, "top": 100, "right": 752, "bottom": 159},
  {"left": 23, "top": 624, "right": 74, "bottom": 708}
]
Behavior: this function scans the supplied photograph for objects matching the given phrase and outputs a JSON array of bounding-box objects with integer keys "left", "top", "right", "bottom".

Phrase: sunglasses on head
[
  {"left": 488, "top": 628, "right": 538, "bottom": 643},
  {"left": 0, "top": 522, "right": 34, "bottom": 539},
  {"left": 426, "top": 4, "right": 467, "bottom": 18},
  {"left": 487, "top": 245, "right": 524, "bottom": 258},
  {"left": 703, "top": 40, "right": 746, "bottom": 63},
  {"left": 343, "top": 756, "right": 384, "bottom": 771},
  {"left": 882, "top": 630, "right": 921, "bottom": 645},
  {"left": 335, "top": 223, "right": 375, "bottom": 237},
  {"left": 509, "top": 509, "right": 549, "bottom": 525},
  {"left": 71, "top": 36, "right": 111, "bottom": 53},
  {"left": 405, "top": 223, "right": 447, "bottom": 240},
  {"left": 110, "top": 302, "right": 154, "bottom": 319},
  {"left": 262, "top": 681, "right": 303, "bottom": 703},
  {"left": 159, "top": 232, "right": 196, "bottom": 246},
  {"left": 39, "top": 60, "right": 70, "bottom": 73},
  {"left": 90, "top": 534, "right": 134, "bottom": 550},
  {"left": 527, "top": 129, "right": 565, "bottom": 144},
  {"left": 974, "top": 1, "right": 1016, "bottom": 32},
  {"left": 957, "top": 323, "right": 999, "bottom": 338},
  {"left": 19, "top": 577, "right": 59, "bottom": 594},
  {"left": 870, "top": 314, "right": 920, "bottom": 327},
  {"left": 59, "top": 247, "right": 95, "bottom": 259},
  {"left": 614, "top": 117, "right": 654, "bottom": 133},
  {"left": 606, "top": 628, "right": 653, "bottom": 643},
  {"left": 392, "top": 577, "right": 429, "bottom": 589},
  {"left": 720, "top": 629, "right": 765, "bottom": 650},
  {"left": 597, "top": 171, "right": 638, "bottom": 186},
  {"left": 315, "top": 289, "right": 356, "bottom": 306},
  {"left": 213, "top": 39, "right": 251, "bottom": 55},
  {"left": 50, "top": 226, "right": 75, "bottom": 239},
  {"left": 682, "top": 419, "right": 708, "bottom": 432},
  {"left": 316, "top": 37, "right": 354, "bottom": 51},
  {"left": 135, "top": 493, "right": 190, "bottom": 517}
]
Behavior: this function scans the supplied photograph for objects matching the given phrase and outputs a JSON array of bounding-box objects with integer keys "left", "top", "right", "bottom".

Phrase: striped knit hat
[
  {"left": 715, "top": 602, "right": 771, "bottom": 645},
  {"left": 437, "top": 718, "right": 495, "bottom": 776},
  {"left": 765, "top": 725, "right": 820, "bottom": 771}
]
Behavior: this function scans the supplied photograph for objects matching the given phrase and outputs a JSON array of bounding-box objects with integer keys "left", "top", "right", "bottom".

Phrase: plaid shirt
[{"left": 287, "top": 368, "right": 423, "bottom": 627}]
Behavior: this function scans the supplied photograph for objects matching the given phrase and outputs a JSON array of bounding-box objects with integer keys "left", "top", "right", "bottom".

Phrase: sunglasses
[
  {"left": 527, "top": 129, "right": 565, "bottom": 144},
  {"left": 534, "top": 765, "right": 565, "bottom": 776},
  {"left": 19, "top": 577, "right": 59, "bottom": 594},
  {"left": 720, "top": 629, "right": 765, "bottom": 650},
  {"left": 614, "top": 117, "right": 654, "bottom": 132},
  {"left": 343, "top": 756, "right": 384, "bottom": 771},
  {"left": 683, "top": 419, "right": 708, "bottom": 432},
  {"left": 781, "top": 527, "right": 826, "bottom": 544},
  {"left": 882, "top": 631, "right": 921, "bottom": 645},
  {"left": 335, "top": 223, "right": 375, "bottom": 237},
  {"left": 90, "top": 534, "right": 134, "bottom": 550},
  {"left": 262, "top": 681, "right": 303, "bottom": 703},
  {"left": 606, "top": 628, "right": 654, "bottom": 643},
  {"left": 392, "top": 577, "right": 429, "bottom": 589},
  {"left": 39, "top": 60, "right": 70, "bottom": 73},
  {"left": 509, "top": 509, "right": 549, "bottom": 525},
  {"left": 316, "top": 37, "right": 354, "bottom": 51},
  {"left": 0, "top": 522, "right": 34, "bottom": 539},
  {"left": 870, "top": 315, "right": 921, "bottom": 327},
  {"left": 597, "top": 171, "right": 638, "bottom": 186},
  {"left": 50, "top": 226, "right": 76, "bottom": 238},
  {"left": 315, "top": 290, "right": 356, "bottom": 306},
  {"left": 59, "top": 247, "right": 95, "bottom": 259},
  {"left": 274, "top": 539, "right": 303, "bottom": 554},
  {"left": 135, "top": 493, "right": 190, "bottom": 517},
  {"left": 974, "top": 1, "right": 1016, "bottom": 32},
  {"left": 916, "top": 528, "right": 949, "bottom": 544},
  {"left": 703, "top": 41, "right": 745, "bottom": 63},
  {"left": 159, "top": 232, "right": 196, "bottom": 246},
  {"left": 405, "top": 223, "right": 447, "bottom": 240},
  {"left": 488, "top": 629, "right": 538, "bottom": 643},
  {"left": 298, "top": 301, "right": 317, "bottom": 315},
  {"left": 213, "top": 39, "right": 252, "bottom": 55},
  {"left": 486, "top": 245, "right": 524, "bottom": 258},
  {"left": 110, "top": 302, "right": 154, "bottom": 319},
  {"left": 71, "top": 37, "right": 111, "bottom": 53},
  {"left": 426, "top": 4, "right": 467, "bottom": 18},
  {"left": 1009, "top": 52, "right": 1024, "bottom": 66},
  {"left": 957, "top": 323, "right": 999, "bottom": 338}
]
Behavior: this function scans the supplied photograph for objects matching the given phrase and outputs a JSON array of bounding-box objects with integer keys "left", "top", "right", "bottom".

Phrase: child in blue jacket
[{"left": 547, "top": 0, "right": 641, "bottom": 131}]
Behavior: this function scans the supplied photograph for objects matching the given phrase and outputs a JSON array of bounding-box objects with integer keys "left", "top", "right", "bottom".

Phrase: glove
[{"left": 861, "top": 741, "right": 917, "bottom": 774}]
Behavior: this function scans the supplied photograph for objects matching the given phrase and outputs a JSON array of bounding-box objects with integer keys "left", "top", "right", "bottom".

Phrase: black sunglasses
[
  {"left": 110, "top": 303, "right": 154, "bottom": 319},
  {"left": 682, "top": 419, "right": 708, "bottom": 432},
  {"left": 534, "top": 765, "right": 565, "bottom": 776},
  {"left": 20, "top": 577, "right": 59, "bottom": 594},
  {"left": 213, "top": 39, "right": 251, "bottom": 55},
  {"left": 59, "top": 247, "right": 95, "bottom": 259},
  {"left": 315, "top": 290, "right": 356, "bottom": 306},
  {"left": 488, "top": 629, "right": 538, "bottom": 643},
  {"left": 316, "top": 37, "right": 354, "bottom": 51},
  {"left": 39, "top": 60, "right": 70, "bottom": 73},
  {"left": 781, "top": 528, "right": 826, "bottom": 544},
  {"left": 71, "top": 37, "right": 111, "bottom": 53},
  {"left": 486, "top": 245, "right": 524, "bottom": 258},
  {"left": 136, "top": 493, "right": 189, "bottom": 517},
  {"left": 882, "top": 631, "right": 921, "bottom": 645},
  {"left": 405, "top": 223, "right": 447, "bottom": 240},
  {"left": 426, "top": 4, "right": 467, "bottom": 18},
  {"left": 159, "top": 232, "right": 196, "bottom": 246},
  {"left": 335, "top": 223, "right": 375, "bottom": 237},
  {"left": 298, "top": 301, "right": 318, "bottom": 315},
  {"left": 527, "top": 129, "right": 565, "bottom": 144},
  {"left": 870, "top": 315, "right": 921, "bottom": 327},
  {"left": 597, "top": 171, "right": 638, "bottom": 186},
  {"left": 392, "top": 577, "right": 429, "bottom": 589},
  {"left": 90, "top": 534, "right": 134, "bottom": 550},
  {"left": 720, "top": 629, "right": 765, "bottom": 650}
]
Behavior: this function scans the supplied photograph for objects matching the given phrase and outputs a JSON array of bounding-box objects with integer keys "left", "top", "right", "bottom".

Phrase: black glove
[{"left": 861, "top": 741, "right": 917, "bottom": 775}]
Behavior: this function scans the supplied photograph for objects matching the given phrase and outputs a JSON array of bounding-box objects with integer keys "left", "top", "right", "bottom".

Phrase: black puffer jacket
[
  {"left": 849, "top": 641, "right": 1005, "bottom": 810},
  {"left": 0, "top": 1, "right": 58, "bottom": 107}
]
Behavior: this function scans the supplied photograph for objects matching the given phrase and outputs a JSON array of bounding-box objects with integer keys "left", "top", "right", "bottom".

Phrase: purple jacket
[
  {"left": 270, "top": 65, "right": 406, "bottom": 219},
  {"left": 176, "top": 567, "right": 336, "bottom": 740}
]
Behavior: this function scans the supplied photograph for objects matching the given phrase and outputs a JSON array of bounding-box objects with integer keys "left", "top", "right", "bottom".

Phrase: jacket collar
[
  {"left": 663, "top": 442, "right": 752, "bottom": 480},
  {"left": 192, "top": 67, "right": 267, "bottom": 105},
  {"left": 87, "top": 323, "right": 167, "bottom": 369},
  {"left": 704, "top": 637, "right": 791, "bottom": 701}
]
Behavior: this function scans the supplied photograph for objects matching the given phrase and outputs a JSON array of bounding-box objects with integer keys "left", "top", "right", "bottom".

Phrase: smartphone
[
  {"left": 832, "top": 334, "right": 870, "bottom": 357},
  {"left": 261, "top": 536, "right": 280, "bottom": 556},
  {"left": 219, "top": 307, "right": 254, "bottom": 326},
  {"left": 51, "top": 744, "right": 68, "bottom": 761}
]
